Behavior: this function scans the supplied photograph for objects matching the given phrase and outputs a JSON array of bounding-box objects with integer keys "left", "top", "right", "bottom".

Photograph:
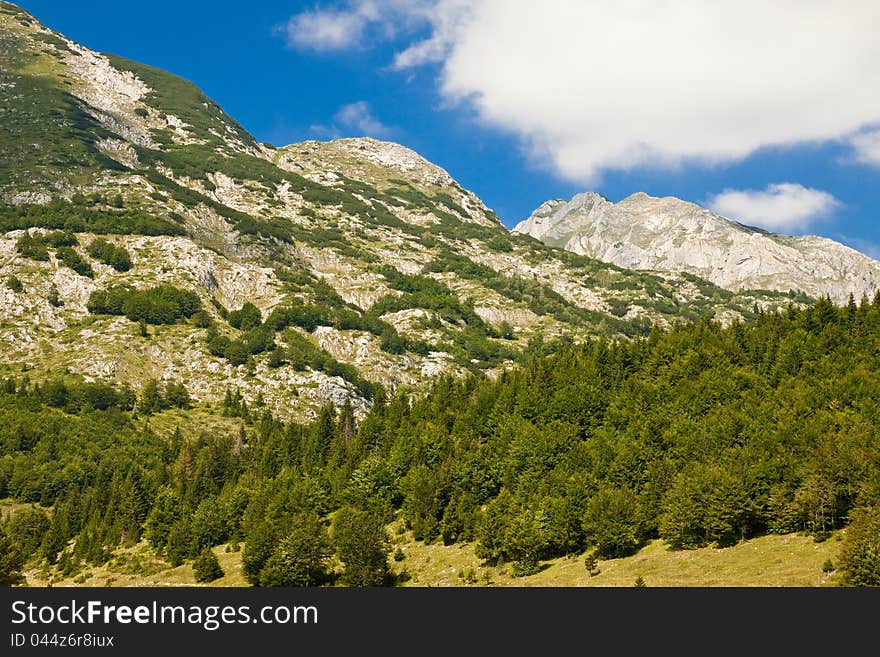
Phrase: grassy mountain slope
[{"left": 0, "top": 1, "right": 802, "bottom": 421}]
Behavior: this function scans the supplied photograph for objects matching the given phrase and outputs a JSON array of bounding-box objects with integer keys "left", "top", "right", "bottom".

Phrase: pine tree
[
  {"left": 0, "top": 526, "right": 26, "bottom": 586},
  {"left": 192, "top": 547, "right": 224, "bottom": 583}
]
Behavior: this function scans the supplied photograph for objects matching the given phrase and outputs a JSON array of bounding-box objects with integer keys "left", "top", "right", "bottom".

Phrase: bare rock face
[{"left": 515, "top": 192, "right": 880, "bottom": 303}]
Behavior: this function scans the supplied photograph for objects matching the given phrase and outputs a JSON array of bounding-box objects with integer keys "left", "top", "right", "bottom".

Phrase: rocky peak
[{"left": 515, "top": 191, "right": 880, "bottom": 303}]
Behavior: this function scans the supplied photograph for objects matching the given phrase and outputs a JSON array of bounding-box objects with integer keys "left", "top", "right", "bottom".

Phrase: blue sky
[{"left": 15, "top": 1, "right": 880, "bottom": 255}]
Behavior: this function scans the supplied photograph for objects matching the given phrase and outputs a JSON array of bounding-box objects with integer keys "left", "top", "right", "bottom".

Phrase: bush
[
  {"left": 6, "top": 275, "right": 23, "bottom": 293},
  {"left": 55, "top": 246, "right": 94, "bottom": 278},
  {"left": 228, "top": 302, "right": 262, "bottom": 330},
  {"left": 15, "top": 233, "right": 49, "bottom": 261},
  {"left": 87, "top": 238, "right": 132, "bottom": 272},
  {"left": 192, "top": 547, "right": 224, "bottom": 583},
  {"left": 87, "top": 285, "right": 201, "bottom": 324}
]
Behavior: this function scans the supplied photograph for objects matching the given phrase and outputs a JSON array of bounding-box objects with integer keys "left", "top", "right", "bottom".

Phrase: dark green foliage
[
  {"left": 838, "top": 505, "right": 880, "bottom": 586},
  {"left": 47, "top": 285, "right": 61, "bottom": 307},
  {"left": 267, "top": 346, "right": 286, "bottom": 368},
  {"left": 87, "top": 285, "right": 200, "bottom": 324},
  {"left": 0, "top": 202, "right": 185, "bottom": 237},
  {"left": 0, "top": 525, "right": 26, "bottom": 586},
  {"left": 228, "top": 302, "right": 262, "bottom": 330},
  {"left": 37, "top": 377, "right": 134, "bottom": 413},
  {"left": 6, "top": 275, "right": 23, "bottom": 293},
  {"left": 166, "top": 517, "right": 197, "bottom": 567},
  {"left": 584, "top": 552, "right": 599, "bottom": 576},
  {"left": 192, "top": 547, "right": 224, "bottom": 582},
  {"left": 87, "top": 238, "right": 132, "bottom": 271},
  {"left": 137, "top": 378, "right": 191, "bottom": 415},
  {"left": 164, "top": 381, "right": 192, "bottom": 409},
  {"left": 7, "top": 506, "right": 50, "bottom": 559},
  {"left": 332, "top": 506, "right": 391, "bottom": 586},
  {"left": 39, "top": 230, "right": 79, "bottom": 248},
  {"left": 0, "top": 297, "right": 879, "bottom": 586},
  {"left": 242, "top": 523, "right": 278, "bottom": 586},
  {"left": 15, "top": 233, "right": 49, "bottom": 261},
  {"left": 258, "top": 515, "right": 331, "bottom": 587},
  {"left": 144, "top": 488, "right": 180, "bottom": 552},
  {"left": 55, "top": 246, "right": 94, "bottom": 278},
  {"left": 582, "top": 487, "right": 644, "bottom": 558}
]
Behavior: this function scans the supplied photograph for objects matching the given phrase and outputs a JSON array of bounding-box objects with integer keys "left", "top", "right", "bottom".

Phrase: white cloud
[
  {"left": 280, "top": 3, "right": 379, "bottom": 51},
  {"left": 334, "top": 101, "right": 390, "bottom": 136},
  {"left": 848, "top": 129, "right": 880, "bottom": 167},
  {"left": 706, "top": 183, "right": 841, "bottom": 232},
  {"left": 310, "top": 101, "right": 391, "bottom": 138},
  {"left": 284, "top": 1, "right": 880, "bottom": 183}
]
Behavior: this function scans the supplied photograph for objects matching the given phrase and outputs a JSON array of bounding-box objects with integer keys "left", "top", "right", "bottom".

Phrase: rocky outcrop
[{"left": 515, "top": 192, "right": 880, "bottom": 303}]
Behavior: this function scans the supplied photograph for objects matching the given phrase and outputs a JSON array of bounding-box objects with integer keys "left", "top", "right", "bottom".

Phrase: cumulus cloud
[
  {"left": 334, "top": 101, "right": 390, "bottom": 136},
  {"left": 283, "top": 1, "right": 880, "bottom": 183},
  {"left": 848, "top": 129, "right": 880, "bottom": 167},
  {"left": 310, "top": 101, "right": 391, "bottom": 138},
  {"left": 279, "top": 1, "right": 439, "bottom": 52},
  {"left": 279, "top": 3, "right": 379, "bottom": 51},
  {"left": 706, "top": 184, "right": 841, "bottom": 232}
]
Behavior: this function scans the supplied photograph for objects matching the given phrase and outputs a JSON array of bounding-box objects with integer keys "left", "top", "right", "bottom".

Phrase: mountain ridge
[
  {"left": 0, "top": 2, "right": 805, "bottom": 420},
  {"left": 514, "top": 191, "right": 880, "bottom": 303}
]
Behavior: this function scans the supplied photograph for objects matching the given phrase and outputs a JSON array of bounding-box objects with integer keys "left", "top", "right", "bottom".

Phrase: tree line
[{"left": 2, "top": 295, "right": 880, "bottom": 586}]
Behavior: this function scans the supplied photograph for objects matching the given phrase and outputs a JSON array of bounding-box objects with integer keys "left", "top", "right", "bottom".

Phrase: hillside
[
  {"left": 2, "top": 295, "right": 880, "bottom": 587},
  {"left": 0, "top": 1, "right": 800, "bottom": 421},
  {"left": 2, "top": 1, "right": 878, "bottom": 590},
  {"left": 17, "top": 528, "right": 843, "bottom": 588},
  {"left": 514, "top": 191, "right": 880, "bottom": 303}
]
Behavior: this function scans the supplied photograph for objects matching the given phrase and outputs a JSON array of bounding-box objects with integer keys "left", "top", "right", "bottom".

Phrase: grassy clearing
[
  {"left": 23, "top": 528, "right": 842, "bottom": 588},
  {"left": 391, "top": 531, "right": 844, "bottom": 588},
  {"left": 23, "top": 543, "right": 248, "bottom": 588}
]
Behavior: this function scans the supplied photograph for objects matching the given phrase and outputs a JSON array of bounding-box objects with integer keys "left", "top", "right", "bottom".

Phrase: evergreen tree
[
  {"left": 242, "top": 522, "right": 278, "bottom": 586},
  {"left": 192, "top": 547, "right": 224, "bottom": 583},
  {"left": 332, "top": 506, "right": 390, "bottom": 586},
  {"left": 0, "top": 526, "right": 26, "bottom": 586},
  {"left": 259, "top": 515, "right": 331, "bottom": 587},
  {"left": 839, "top": 505, "right": 880, "bottom": 586},
  {"left": 166, "top": 516, "right": 197, "bottom": 567}
]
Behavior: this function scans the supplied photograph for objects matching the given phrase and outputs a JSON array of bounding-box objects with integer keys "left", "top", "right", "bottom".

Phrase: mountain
[
  {"left": 514, "top": 191, "right": 880, "bottom": 304},
  {"left": 2, "top": 2, "right": 879, "bottom": 594},
  {"left": 0, "top": 2, "right": 796, "bottom": 421}
]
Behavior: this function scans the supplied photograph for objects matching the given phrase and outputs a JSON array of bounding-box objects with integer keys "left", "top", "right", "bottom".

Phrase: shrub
[
  {"left": 228, "top": 302, "right": 262, "bottom": 330},
  {"left": 55, "top": 246, "right": 94, "bottom": 278},
  {"left": 15, "top": 233, "right": 49, "bottom": 261},
  {"left": 6, "top": 275, "right": 23, "bottom": 293},
  {"left": 87, "top": 238, "right": 132, "bottom": 272},
  {"left": 87, "top": 285, "right": 201, "bottom": 324}
]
